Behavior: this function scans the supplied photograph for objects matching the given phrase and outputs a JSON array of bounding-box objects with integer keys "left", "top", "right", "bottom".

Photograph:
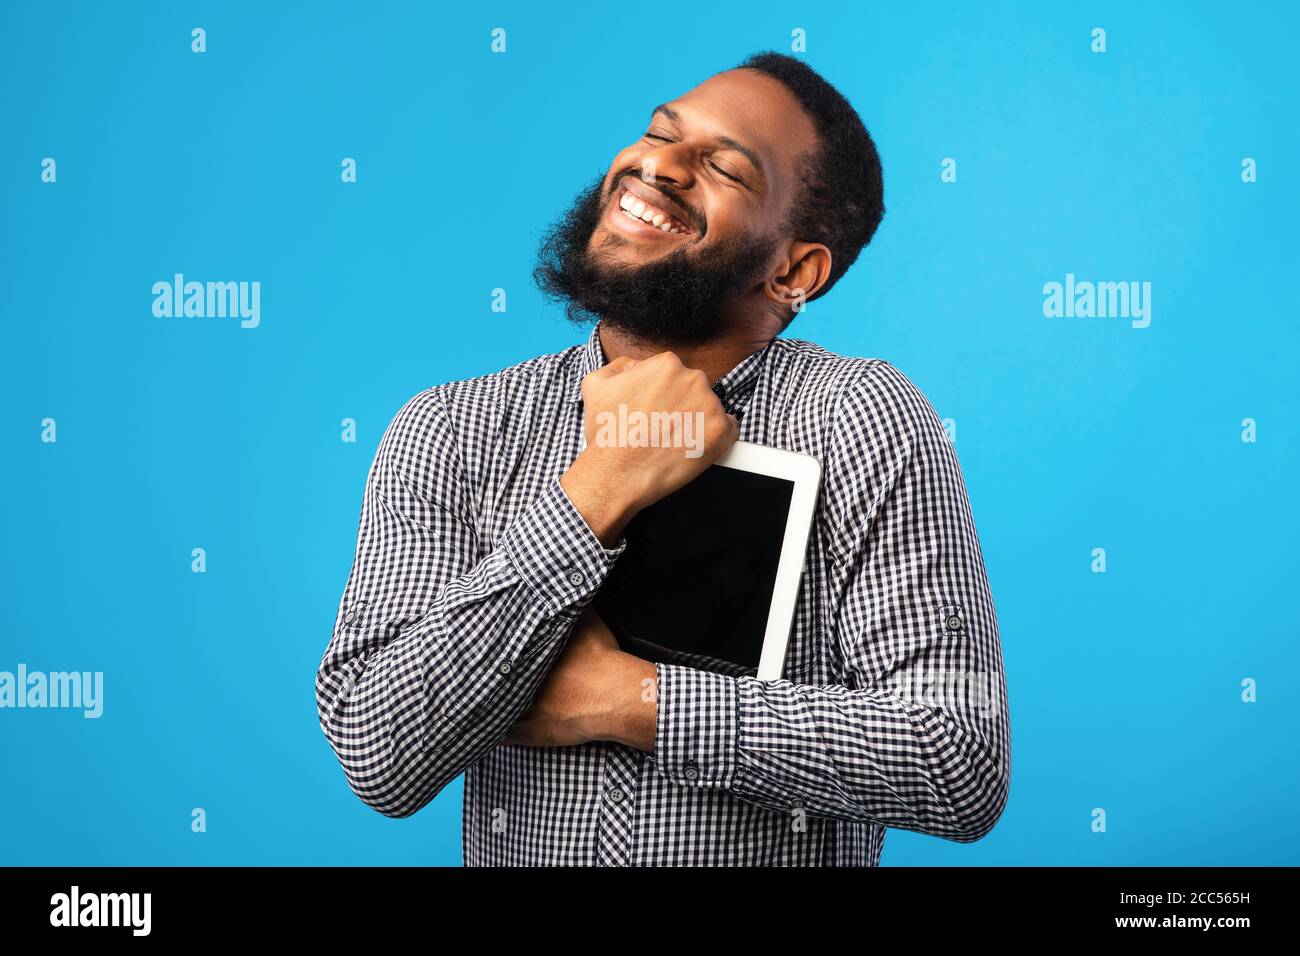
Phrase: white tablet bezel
[{"left": 711, "top": 440, "right": 823, "bottom": 681}]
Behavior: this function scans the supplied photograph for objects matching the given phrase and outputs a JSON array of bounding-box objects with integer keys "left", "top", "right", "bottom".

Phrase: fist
[{"left": 578, "top": 352, "right": 739, "bottom": 513}]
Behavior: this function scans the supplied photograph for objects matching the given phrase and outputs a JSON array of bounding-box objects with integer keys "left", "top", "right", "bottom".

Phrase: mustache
[
  {"left": 533, "top": 170, "right": 779, "bottom": 346},
  {"left": 610, "top": 170, "right": 704, "bottom": 234}
]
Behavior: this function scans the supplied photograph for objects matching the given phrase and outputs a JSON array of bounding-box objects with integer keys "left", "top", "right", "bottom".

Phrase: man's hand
[
  {"left": 561, "top": 351, "right": 739, "bottom": 546},
  {"left": 504, "top": 607, "right": 657, "bottom": 751}
]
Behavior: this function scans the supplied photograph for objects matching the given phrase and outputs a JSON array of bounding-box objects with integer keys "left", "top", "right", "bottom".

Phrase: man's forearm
[
  {"left": 317, "top": 476, "right": 626, "bottom": 817},
  {"left": 560, "top": 453, "right": 641, "bottom": 547},
  {"left": 600, "top": 652, "right": 657, "bottom": 751},
  {"left": 650, "top": 662, "right": 1010, "bottom": 841}
]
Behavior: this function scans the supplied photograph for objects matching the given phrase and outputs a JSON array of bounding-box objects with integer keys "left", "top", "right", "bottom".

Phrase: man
[{"left": 315, "top": 51, "right": 1010, "bottom": 866}]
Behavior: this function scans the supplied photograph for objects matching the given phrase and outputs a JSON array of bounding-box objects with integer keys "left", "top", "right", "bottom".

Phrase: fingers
[
  {"left": 644, "top": 350, "right": 684, "bottom": 369},
  {"left": 589, "top": 355, "right": 640, "bottom": 380},
  {"left": 706, "top": 413, "right": 740, "bottom": 464}
]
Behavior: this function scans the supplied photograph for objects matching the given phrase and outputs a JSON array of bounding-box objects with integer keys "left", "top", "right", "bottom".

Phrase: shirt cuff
[
  {"left": 501, "top": 476, "right": 626, "bottom": 614},
  {"left": 651, "top": 663, "right": 738, "bottom": 789}
]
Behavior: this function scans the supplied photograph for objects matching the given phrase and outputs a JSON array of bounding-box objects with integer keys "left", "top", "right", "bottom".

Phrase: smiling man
[{"left": 315, "top": 52, "right": 1010, "bottom": 866}]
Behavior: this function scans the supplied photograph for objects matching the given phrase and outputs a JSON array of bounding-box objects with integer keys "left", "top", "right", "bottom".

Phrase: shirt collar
[
  {"left": 566, "top": 323, "right": 772, "bottom": 419},
  {"left": 566, "top": 325, "right": 606, "bottom": 402}
]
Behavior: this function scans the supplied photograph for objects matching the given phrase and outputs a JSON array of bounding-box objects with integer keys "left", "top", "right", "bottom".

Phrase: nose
[{"left": 635, "top": 141, "right": 695, "bottom": 192}]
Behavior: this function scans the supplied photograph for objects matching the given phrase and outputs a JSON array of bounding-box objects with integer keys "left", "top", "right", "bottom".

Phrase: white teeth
[{"left": 617, "top": 189, "right": 689, "bottom": 235}]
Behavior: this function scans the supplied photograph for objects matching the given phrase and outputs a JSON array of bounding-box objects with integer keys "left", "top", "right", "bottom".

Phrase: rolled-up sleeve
[{"left": 651, "top": 361, "right": 1011, "bottom": 842}]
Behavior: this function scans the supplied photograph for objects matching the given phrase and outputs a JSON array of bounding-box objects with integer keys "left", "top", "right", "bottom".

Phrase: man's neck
[{"left": 596, "top": 318, "right": 782, "bottom": 384}]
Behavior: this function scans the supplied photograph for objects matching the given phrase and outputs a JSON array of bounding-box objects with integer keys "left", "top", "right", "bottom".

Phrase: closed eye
[
  {"left": 710, "top": 163, "right": 742, "bottom": 183},
  {"left": 642, "top": 132, "right": 747, "bottom": 186}
]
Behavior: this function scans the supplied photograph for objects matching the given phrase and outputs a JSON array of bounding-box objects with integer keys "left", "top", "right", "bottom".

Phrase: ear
[{"left": 761, "top": 241, "right": 832, "bottom": 315}]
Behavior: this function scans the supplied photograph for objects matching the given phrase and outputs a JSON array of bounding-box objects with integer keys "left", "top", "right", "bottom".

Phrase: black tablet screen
[{"left": 593, "top": 464, "right": 795, "bottom": 677}]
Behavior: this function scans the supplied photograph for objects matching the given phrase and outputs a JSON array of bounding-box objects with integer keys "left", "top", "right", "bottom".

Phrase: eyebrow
[{"left": 649, "top": 104, "right": 765, "bottom": 177}]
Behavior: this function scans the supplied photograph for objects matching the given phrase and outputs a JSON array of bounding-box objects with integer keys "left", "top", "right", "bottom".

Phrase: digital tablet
[{"left": 593, "top": 441, "right": 822, "bottom": 681}]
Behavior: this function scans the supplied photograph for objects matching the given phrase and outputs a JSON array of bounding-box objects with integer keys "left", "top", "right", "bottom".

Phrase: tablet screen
[{"left": 593, "top": 463, "right": 795, "bottom": 677}]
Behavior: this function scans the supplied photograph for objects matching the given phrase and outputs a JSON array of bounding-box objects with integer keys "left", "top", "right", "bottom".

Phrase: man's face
[{"left": 534, "top": 68, "right": 819, "bottom": 345}]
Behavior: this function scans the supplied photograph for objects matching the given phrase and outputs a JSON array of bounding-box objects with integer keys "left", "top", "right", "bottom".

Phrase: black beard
[{"left": 532, "top": 174, "right": 779, "bottom": 346}]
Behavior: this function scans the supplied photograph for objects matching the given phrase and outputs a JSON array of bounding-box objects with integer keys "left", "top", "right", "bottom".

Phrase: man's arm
[
  {"left": 314, "top": 385, "right": 626, "bottom": 818},
  {"left": 648, "top": 361, "right": 1011, "bottom": 842},
  {"left": 317, "top": 353, "right": 739, "bottom": 818}
]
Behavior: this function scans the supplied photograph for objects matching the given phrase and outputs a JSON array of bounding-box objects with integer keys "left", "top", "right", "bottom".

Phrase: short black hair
[{"left": 734, "top": 51, "right": 885, "bottom": 303}]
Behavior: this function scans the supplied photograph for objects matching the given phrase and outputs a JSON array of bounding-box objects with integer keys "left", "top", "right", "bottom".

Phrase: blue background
[{"left": 2, "top": 0, "right": 1296, "bottom": 865}]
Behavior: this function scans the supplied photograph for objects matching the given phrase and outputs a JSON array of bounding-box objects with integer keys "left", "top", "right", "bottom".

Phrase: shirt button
[
  {"left": 566, "top": 569, "right": 585, "bottom": 587},
  {"left": 683, "top": 761, "right": 701, "bottom": 781},
  {"left": 607, "top": 786, "right": 625, "bottom": 804},
  {"left": 945, "top": 614, "right": 963, "bottom": 631},
  {"left": 498, "top": 660, "right": 513, "bottom": 675}
]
